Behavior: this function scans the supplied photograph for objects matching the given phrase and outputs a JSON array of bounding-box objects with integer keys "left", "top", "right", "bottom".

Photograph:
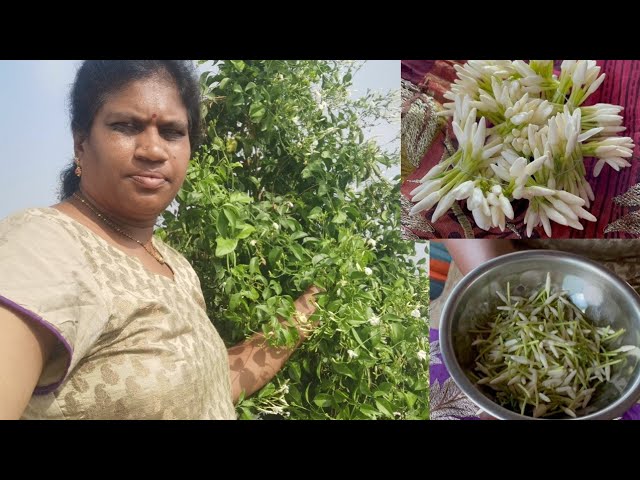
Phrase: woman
[{"left": 0, "top": 60, "right": 319, "bottom": 420}]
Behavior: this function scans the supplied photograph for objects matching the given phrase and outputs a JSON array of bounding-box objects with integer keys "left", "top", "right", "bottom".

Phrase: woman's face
[{"left": 76, "top": 74, "right": 191, "bottom": 225}]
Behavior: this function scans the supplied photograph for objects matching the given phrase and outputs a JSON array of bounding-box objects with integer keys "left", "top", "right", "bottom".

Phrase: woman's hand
[
  {"left": 441, "top": 239, "right": 517, "bottom": 276},
  {"left": 291, "top": 285, "right": 322, "bottom": 343},
  {"left": 227, "top": 285, "right": 322, "bottom": 404}
]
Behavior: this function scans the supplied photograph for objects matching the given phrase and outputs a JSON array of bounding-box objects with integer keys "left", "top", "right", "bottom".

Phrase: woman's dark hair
[{"left": 59, "top": 60, "right": 203, "bottom": 200}]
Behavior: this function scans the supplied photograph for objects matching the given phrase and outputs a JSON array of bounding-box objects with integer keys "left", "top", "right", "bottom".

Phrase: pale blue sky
[{"left": 0, "top": 60, "right": 399, "bottom": 219}]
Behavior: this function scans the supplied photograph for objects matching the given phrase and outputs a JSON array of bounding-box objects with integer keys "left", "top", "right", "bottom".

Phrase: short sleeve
[{"left": 0, "top": 210, "right": 107, "bottom": 394}]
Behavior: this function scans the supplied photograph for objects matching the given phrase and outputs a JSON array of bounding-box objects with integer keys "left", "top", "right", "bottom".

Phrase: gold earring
[{"left": 74, "top": 157, "right": 82, "bottom": 177}]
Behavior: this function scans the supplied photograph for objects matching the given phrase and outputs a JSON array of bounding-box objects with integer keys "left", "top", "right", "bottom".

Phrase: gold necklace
[{"left": 73, "top": 191, "right": 166, "bottom": 266}]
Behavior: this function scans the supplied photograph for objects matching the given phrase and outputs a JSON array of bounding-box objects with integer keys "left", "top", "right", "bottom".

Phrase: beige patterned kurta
[{"left": 0, "top": 208, "right": 236, "bottom": 419}]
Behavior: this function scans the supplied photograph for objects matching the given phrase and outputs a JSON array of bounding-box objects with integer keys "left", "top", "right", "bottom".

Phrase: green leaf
[
  {"left": 289, "top": 243, "right": 306, "bottom": 261},
  {"left": 375, "top": 399, "right": 394, "bottom": 418},
  {"left": 307, "top": 206, "right": 323, "bottom": 220},
  {"left": 351, "top": 329, "right": 370, "bottom": 354},
  {"left": 301, "top": 160, "right": 325, "bottom": 180},
  {"left": 390, "top": 323, "right": 405, "bottom": 342},
  {"left": 249, "top": 102, "right": 266, "bottom": 123},
  {"left": 215, "top": 237, "right": 238, "bottom": 257},
  {"left": 270, "top": 280, "right": 283, "bottom": 295},
  {"left": 404, "top": 391, "right": 418, "bottom": 409},
  {"left": 186, "top": 191, "right": 204, "bottom": 204},
  {"left": 223, "top": 206, "right": 238, "bottom": 229},
  {"left": 313, "top": 393, "right": 333, "bottom": 408},
  {"left": 216, "top": 213, "right": 229, "bottom": 238},
  {"left": 377, "top": 382, "right": 393, "bottom": 393},
  {"left": 312, "top": 254, "right": 328, "bottom": 265},
  {"left": 289, "top": 362, "right": 301, "bottom": 383},
  {"left": 305, "top": 384, "right": 311, "bottom": 404},
  {"left": 230, "top": 60, "right": 245, "bottom": 72},
  {"left": 332, "top": 211, "right": 347, "bottom": 224},
  {"left": 268, "top": 246, "right": 284, "bottom": 266},
  {"left": 249, "top": 257, "right": 260, "bottom": 274},
  {"left": 224, "top": 277, "right": 235, "bottom": 295},
  {"left": 225, "top": 138, "right": 238, "bottom": 153},
  {"left": 283, "top": 218, "right": 297, "bottom": 231},
  {"left": 229, "top": 191, "right": 252, "bottom": 204},
  {"left": 229, "top": 293, "right": 242, "bottom": 310},
  {"left": 237, "top": 225, "right": 256, "bottom": 239},
  {"left": 359, "top": 404, "right": 379, "bottom": 419},
  {"left": 332, "top": 363, "right": 355, "bottom": 379}
]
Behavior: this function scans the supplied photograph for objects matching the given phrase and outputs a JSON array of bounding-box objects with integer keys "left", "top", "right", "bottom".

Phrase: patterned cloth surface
[
  {"left": 0, "top": 208, "right": 236, "bottom": 419},
  {"left": 402, "top": 60, "right": 640, "bottom": 240}
]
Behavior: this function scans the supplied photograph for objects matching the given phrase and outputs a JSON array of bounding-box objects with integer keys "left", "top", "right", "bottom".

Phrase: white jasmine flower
[
  {"left": 410, "top": 308, "right": 421, "bottom": 318},
  {"left": 272, "top": 222, "right": 280, "bottom": 230},
  {"left": 472, "top": 204, "right": 492, "bottom": 231},
  {"left": 347, "top": 349, "right": 358, "bottom": 359},
  {"left": 369, "top": 315, "right": 381, "bottom": 326},
  {"left": 250, "top": 239, "right": 257, "bottom": 246},
  {"left": 583, "top": 136, "right": 634, "bottom": 176},
  {"left": 410, "top": 114, "right": 501, "bottom": 218},
  {"left": 364, "top": 267, "right": 373, "bottom": 276},
  {"left": 417, "top": 350, "right": 427, "bottom": 361}
]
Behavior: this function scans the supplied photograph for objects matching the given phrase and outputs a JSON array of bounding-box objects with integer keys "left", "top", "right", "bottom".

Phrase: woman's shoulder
[
  {"left": 1, "top": 206, "right": 53, "bottom": 224},
  {"left": 0, "top": 207, "right": 81, "bottom": 244}
]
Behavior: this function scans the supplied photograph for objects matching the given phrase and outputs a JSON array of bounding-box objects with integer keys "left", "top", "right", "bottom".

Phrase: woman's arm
[
  {"left": 0, "top": 306, "right": 57, "bottom": 419},
  {"left": 441, "top": 239, "right": 517, "bottom": 276},
  {"left": 227, "top": 286, "right": 321, "bottom": 403}
]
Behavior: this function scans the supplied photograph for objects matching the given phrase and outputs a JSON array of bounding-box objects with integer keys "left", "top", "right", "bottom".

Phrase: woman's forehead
[{"left": 100, "top": 75, "right": 187, "bottom": 119}]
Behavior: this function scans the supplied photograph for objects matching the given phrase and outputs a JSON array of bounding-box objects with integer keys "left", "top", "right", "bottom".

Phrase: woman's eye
[
  {"left": 162, "top": 129, "right": 186, "bottom": 140},
  {"left": 112, "top": 122, "right": 137, "bottom": 132}
]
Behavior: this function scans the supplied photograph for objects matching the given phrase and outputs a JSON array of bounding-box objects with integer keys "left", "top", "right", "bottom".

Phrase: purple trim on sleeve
[{"left": 0, "top": 294, "right": 73, "bottom": 395}]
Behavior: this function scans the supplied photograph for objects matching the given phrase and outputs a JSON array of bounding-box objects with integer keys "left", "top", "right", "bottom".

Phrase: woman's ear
[{"left": 73, "top": 132, "right": 86, "bottom": 159}]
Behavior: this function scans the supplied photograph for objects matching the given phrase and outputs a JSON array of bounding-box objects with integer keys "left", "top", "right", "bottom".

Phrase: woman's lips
[{"left": 130, "top": 175, "right": 168, "bottom": 189}]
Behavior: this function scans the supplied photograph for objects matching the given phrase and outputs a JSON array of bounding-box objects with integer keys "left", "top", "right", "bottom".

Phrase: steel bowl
[{"left": 439, "top": 250, "right": 640, "bottom": 420}]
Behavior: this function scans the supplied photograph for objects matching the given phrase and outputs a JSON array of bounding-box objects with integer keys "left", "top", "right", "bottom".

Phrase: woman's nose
[{"left": 135, "top": 128, "right": 169, "bottom": 162}]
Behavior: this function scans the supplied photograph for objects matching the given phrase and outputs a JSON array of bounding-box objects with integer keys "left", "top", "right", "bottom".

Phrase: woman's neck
[{"left": 73, "top": 189, "right": 157, "bottom": 243}]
